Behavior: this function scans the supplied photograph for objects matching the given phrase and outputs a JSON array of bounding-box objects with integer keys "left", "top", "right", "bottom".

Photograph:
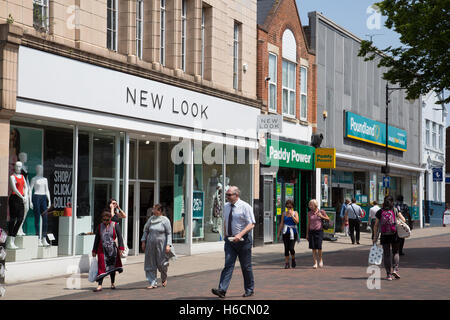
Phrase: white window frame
[
  {"left": 136, "top": 0, "right": 144, "bottom": 59},
  {"left": 107, "top": 0, "right": 118, "bottom": 51},
  {"left": 160, "top": 0, "right": 166, "bottom": 66},
  {"left": 33, "top": 0, "right": 49, "bottom": 32},
  {"left": 181, "top": 0, "right": 187, "bottom": 71},
  {"left": 432, "top": 122, "right": 437, "bottom": 149},
  {"left": 425, "top": 120, "right": 430, "bottom": 146},
  {"left": 268, "top": 53, "right": 277, "bottom": 112},
  {"left": 300, "top": 66, "right": 308, "bottom": 121},
  {"left": 233, "top": 22, "right": 240, "bottom": 90},
  {"left": 282, "top": 59, "right": 296, "bottom": 118}
]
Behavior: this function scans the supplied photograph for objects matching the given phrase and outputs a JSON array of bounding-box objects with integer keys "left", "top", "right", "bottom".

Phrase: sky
[{"left": 296, "top": 0, "right": 449, "bottom": 126}]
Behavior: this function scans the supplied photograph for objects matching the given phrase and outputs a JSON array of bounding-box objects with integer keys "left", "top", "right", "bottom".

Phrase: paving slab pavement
[{"left": 2, "top": 226, "right": 450, "bottom": 300}]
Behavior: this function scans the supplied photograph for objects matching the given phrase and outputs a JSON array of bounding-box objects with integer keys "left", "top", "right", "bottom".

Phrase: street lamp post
[{"left": 382, "top": 83, "right": 406, "bottom": 195}]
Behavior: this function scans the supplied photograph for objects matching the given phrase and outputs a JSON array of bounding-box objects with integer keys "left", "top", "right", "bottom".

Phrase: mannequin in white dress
[
  {"left": 7, "top": 162, "right": 28, "bottom": 249},
  {"left": 29, "top": 165, "right": 51, "bottom": 246}
]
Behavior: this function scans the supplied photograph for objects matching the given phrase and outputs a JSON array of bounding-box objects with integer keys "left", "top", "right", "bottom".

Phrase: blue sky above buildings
[{"left": 296, "top": 0, "right": 449, "bottom": 126}]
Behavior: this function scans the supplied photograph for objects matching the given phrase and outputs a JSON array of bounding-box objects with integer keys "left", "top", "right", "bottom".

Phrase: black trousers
[
  {"left": 282, "top": 233, "right": 297, "bottom": 257},
  {"left": 98, "top": 272, "right": 115, "bottom": 285},
  {"left": 348, "top": 219, "right": 360, "bottom": 244},
  {"left": 8, "top": 194, "right": 24, "bottom": 237}
]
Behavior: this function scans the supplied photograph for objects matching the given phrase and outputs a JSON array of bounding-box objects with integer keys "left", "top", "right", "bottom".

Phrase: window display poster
[
  {"left": 173, "top": 164, "right": 185, "bottom": 236},
  {"left": 10, "top": 126, "right": 43, "bottom": 234},
  {"left": 193, "top": 191, "right": 204, "bottom": 219},
  {"left": 285, "top": 183, "right": 294, "bottom": 213},
  {"left": 276, "top": 182, "right": 282, "bottom": 216},
  {"left": 378, "top": 182, "right": 384, "bottom": 202},
  {"left": 47, "top": 162, "right": 73, "bottom": 215},
  {"left": 322, "top": 174, "right": 329, "bottom": 206},
  {"left": 370, "top": 181, "right": 376, "bottom": 203}
]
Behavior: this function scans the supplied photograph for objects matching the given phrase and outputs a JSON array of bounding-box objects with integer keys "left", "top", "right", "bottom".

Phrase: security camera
[{"left": 265, "top": 76, "right": 271, "bottom": 81}]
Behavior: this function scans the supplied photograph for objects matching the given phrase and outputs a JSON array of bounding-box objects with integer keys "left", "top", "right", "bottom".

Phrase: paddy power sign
[
  {"left": 345, "top": 111, "right": 407, "bottom": 152},
  {"left": 264, "top": 139, "right": 315, "bottom": 170}
]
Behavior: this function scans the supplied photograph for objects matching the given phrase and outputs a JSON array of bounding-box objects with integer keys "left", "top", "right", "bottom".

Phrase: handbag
[
  {"left": 320, "top": 210, "right": 330, "bottom": 230},
  {"left": 88, "top": 257, "right": 98, "bottom": 283},
  {"left": 395, "top": 211, "right": 411, "bottom": 238},
  {"left": 368, "top": 244, "right": 383, "bottom": 265}
]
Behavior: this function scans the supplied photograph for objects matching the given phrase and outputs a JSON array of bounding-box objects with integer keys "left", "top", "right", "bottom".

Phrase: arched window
[{"left": 282, "top": 29, "right": 296, "bottom": 117}]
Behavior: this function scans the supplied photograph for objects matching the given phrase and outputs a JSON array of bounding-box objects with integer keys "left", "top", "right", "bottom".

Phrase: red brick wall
[{"left": 257, "top": 0, "right": 317, "bottom": 129}]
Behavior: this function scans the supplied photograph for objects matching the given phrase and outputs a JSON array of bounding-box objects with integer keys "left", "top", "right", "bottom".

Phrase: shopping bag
[
  {"left": 88, "top": 257, "right": 98, "bottom": 283},
  {"left": 368, "top": 244, "right": 383, "bottom": 265}
]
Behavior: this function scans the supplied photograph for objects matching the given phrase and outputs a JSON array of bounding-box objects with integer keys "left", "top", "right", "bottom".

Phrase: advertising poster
[
  {"left": 323, "top": 211, "right": 335, "bottom": 235},
  {"left": 276, "top": 183, "right": 282, "bottom": 216},
  {"left": 370, "top": 181, "right": 376, "bottom": 203}
]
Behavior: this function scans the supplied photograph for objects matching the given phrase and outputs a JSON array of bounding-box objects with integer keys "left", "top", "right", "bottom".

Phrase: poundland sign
[
  {"left": 264, "top": 139, "right": 315, "bottom": 170},
  {"left": 345, "top": 111, "right": 407, "bottom": 152}
]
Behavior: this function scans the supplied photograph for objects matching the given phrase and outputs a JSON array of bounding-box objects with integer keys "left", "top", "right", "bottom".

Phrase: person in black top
[
  {"left": 373, "top": 195, "right": 407, "bottom": 281},
  {"left": 395, "top": 195, "right": 412, "bottom": 256}
]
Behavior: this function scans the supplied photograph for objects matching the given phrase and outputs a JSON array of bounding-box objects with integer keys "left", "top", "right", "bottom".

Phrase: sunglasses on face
[{"left": 225, "top": 193, "right": 235, "bottom": 197}]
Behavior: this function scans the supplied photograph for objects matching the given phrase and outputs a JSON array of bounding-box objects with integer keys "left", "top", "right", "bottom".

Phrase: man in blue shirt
[{"left": 211, "top": 186, "right": 256, "bottom": 298}]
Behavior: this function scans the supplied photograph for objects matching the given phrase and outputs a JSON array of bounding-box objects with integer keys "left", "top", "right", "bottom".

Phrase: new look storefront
[{"left": 4, "top": 46, "right": 259, "bottom": 283}]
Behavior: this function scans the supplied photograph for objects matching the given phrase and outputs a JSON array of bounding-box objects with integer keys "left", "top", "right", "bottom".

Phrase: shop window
[
  {"left": 9, "top": 121, "right": 73, "bottom": 259},
  {"left": 191, "top": 141, "right": 224, "bottom": 243},
  {"left": 138, "top": 140, "right": 155, "bottom": 180}
]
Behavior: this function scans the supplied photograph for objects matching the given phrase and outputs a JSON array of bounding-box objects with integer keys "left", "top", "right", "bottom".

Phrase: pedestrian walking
[
  {"left": 277, "top": 200, "right": 299, "bottom": 269},
  {"left": 306, "top": 199, "right": 330, "bottom": 269},
  {"left": 369, "top": 201, "right": 381, "bottom": 241},
  {"left": 373, "top": 195, "right": 407, "bottom": 281},
  {"left": 395, "top": 195, "right": 412, "bottom": 256},
  {"left": 141, "top": 204, "right": 174, "bottom": 289},
  {"left": 344, "top": 198, "right": 364, "bottom": 244},
  {"left": 92, "top": 210, "right": 124, "bottom": 292},
  {"left": 211, "top": 186, "right": 256, "bottom": 298},
  {"left": 108, "top": 198, "right": 127, "bottom": 224},
  {"left": 340, "top": 199, "right": 350, "bottom": 236}
]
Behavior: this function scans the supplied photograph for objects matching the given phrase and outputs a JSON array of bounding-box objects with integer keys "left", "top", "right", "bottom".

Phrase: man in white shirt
[
  {"left": 369, "top": 201, "right": 381, "bottom": 241},
  {"left": 211, "top": 186, "right": 256, "bottom": 298},
  {"left": 344, "top": 198, "right": 364, "bottom": 244}
]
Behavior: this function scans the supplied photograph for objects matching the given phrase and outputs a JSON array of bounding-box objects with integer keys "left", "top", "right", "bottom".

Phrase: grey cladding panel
[
  {"left": 318, "top": 22, "right": 326, "bottom": 66},
  {"left": 344, "top": 37, "right": 352, "bottom": 96},
  {"left": 326, "top": 28, "right": 335, "bottom": 89}
]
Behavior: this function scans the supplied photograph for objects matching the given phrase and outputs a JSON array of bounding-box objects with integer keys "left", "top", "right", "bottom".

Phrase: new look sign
[{"left": 345, "top": 111, "right": 407, "bottom": 152}]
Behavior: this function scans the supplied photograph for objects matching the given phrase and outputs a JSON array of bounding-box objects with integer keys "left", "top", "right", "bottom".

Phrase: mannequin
[
  {"left": 29, "top": 165, "right": 51, "bottom": 246},
  {"left": 16, "top": 152, "right": 30, "bottom": 236},
  {"left": 211, "top": 175, "right": 230, "bottom": 233},
  {"left": 7, "top": 162, "right": 28, "bottom": 249},
  {"left": 206, "top": 169, "right": 219, "bottom": 225}
]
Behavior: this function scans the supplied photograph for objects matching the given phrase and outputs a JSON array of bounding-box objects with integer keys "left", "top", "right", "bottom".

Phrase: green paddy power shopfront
[{"left": 260, "top": 138, "right": 315, "bottom": 243}]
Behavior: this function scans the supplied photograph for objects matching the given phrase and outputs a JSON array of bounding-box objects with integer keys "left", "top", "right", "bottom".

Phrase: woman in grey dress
[{"left": 141, "top": 204, "right": 174, "bottom": 289}]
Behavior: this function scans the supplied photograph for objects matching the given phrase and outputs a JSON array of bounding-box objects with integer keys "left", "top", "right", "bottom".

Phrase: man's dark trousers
[
  {"left": 348, "top": 218, "right": 360, "bottom": 244},
  {"left": 218, "top": 234, "right": 254, "bottom": 294}
]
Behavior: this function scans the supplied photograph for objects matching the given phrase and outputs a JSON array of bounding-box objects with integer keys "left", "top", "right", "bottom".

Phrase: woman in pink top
[{"left": 306, "top": 199, "right": 330, "bottom": 269}]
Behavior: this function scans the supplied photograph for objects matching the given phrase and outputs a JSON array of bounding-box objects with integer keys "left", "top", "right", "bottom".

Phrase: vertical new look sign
[
  {"left": 345, "top": 111, "right": 407, "bottom": 151},
  {"left": 264, "top": 139, "right": 315, "bottom": 170}
]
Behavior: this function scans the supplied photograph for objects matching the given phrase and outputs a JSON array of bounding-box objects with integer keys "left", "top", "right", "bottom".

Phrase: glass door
[{"left": 139, "top": 182, "right": 155, "bottom": 253}]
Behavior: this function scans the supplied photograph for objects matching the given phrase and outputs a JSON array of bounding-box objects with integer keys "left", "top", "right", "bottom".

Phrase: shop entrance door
[{"left": 263, "top": 176, "right": 274, "bottom": 243}]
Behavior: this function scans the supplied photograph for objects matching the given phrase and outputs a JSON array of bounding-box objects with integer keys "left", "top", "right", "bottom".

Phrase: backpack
[{"left": 380, "top": 209, "right": 396, "bottom": 235}]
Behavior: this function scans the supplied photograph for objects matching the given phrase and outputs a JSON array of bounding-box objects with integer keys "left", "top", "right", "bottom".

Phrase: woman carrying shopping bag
[
  {"left": 373, "top": 195, "right": 407, "bottom": 281},
  {"left": 92, "top": 210, "right": 124, "bottom": 292}
]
